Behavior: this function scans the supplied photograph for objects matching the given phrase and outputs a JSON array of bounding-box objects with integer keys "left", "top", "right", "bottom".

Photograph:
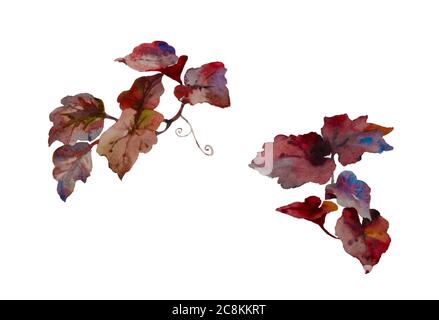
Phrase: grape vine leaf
[
  {"left": 174, "top": 62, "right": 230, "bottom": 108},
  {"left": 115, "top": 41, "right": 187, "bottom": 82},
  {"left": 117, "top": 74, "right": 165, "bottom": 110},
  {"left": 277, "top": 196, "right": 338, "bottom": 237},
  {"left": 336, "top": 208, "right": 391, "bottom": 273},
  {"left": 326, "top": 171, "right": 372, "bottom": 220},
  {"left": 321, "top": 114, "right": 393, "bottom": 165},
  {"left": 52, "top": 142, "right": 93, "bottom": 201},
  {"left": 48, "top": 94, "right": 106, "bottom": 146},
  {"left": 97, "top": 109, "right": 163, "bottom": 179},
  {"left": 249, "top": 132, "right": 336, "bottom": 188}
]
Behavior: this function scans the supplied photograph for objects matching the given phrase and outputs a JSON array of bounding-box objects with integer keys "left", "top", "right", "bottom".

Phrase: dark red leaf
[{"left": 277, "top": 196, "right": 338, "bottom": 237}]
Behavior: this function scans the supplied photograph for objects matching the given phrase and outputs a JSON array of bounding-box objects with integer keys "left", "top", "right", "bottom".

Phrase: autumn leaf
[
  {"left": 48, "top": 93, "right": 106, "bottom": 146},
  {"left": 326, "top": 171, "right": 372, "bottom": 219},
  {"left": 117, "top": 74, "right": 165, "bottom": 110},
  {"left": 115, "top": 41, "right": 187, "bottom": 83},
  {"left": 97, "top": 108, "right": 164, "bottom": 179},
  {"left": 249, "top": 132, "right": 336, "bottom": 188},
  {"left": 335, "top": 208, "right": 391, "bottom": 274},
  {"left": 52, "top": 142, "right": 93, "bottom": 201},
  {"left": 277, "top": 196, "right": 338, "bottom": 238},
  {"left": 321, "top": 114, "right": 393, "bottom": 165},
  {"left": 174, "top": 62, "right": 230, "bottom": 108}
]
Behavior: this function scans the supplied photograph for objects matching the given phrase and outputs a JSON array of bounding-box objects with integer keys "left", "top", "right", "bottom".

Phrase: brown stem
[
  {"left": 330, "top": 153, "right": 335, "bottom": 184},
  {"left": 320, "top": 225, "right": 338, "bottom": 239},
  {"left": 156, "top": 103, "right": 186, "bottom": 135},
  {"left": 90, "top": 139, "right": 100, "bottom": 148},
  {"left": 105, "top": 114, "right": 118, "bottom": 121}
]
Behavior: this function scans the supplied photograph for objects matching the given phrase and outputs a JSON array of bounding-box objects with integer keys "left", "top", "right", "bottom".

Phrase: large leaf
[
  {"left": 52, "top": 142, "right": 93, "bottom": 201},
  {"left": 249, "top": 132, "right": 336, "bottom": 188},
  {"left": 321, "top": 114, "right": 393, "bottom": 165},
  {"left": 335, "top": 208, "right": 391, "bottom": 274},
  {"left": 115, "top": 41, "right": 178, "bottom": 72},
  {"left": 115, "top": 41, "right": 188, "bottom": 83},
  {"left": 97, "top": 108, "right": 163, "bottom": 179},
  {"left": 117, "top": 74, "right": 164, "bottom": 111},
  {"left": 174, "top": 62, "right": 230, "bottom": 108},
  {"left": 49, "top": 93, "right": 105, "bottom": 146}
]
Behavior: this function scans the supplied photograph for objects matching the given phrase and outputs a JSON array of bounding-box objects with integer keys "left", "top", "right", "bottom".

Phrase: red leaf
[
  {"left": 115, "top": 41, "right": 178, "bottom": 72},
  {"left": 277, "top": 196, "right": 338, "bottom": 237},
  {"left": 249, "top": 132, "right": 336, "bottom": 188},
  {"left": 117, "top": 75, "right": 164, "bottom": 111},
  {"left": 335, "top": 208, "right": 391, "bottom": 274},
  {"left": 52, "top": 142, "right": 93, "bottom": 201},
  {"left": 115, "top": 41, "right": 187, "bottom": 83},
  {"left": 174, "top": 62, "right": 230, "bottom": 108},
  {"left": 321, "top": 114, "right": 393, "bottom": 165},
  {"left": 49, "top": 94, "right": 105, "bottom": 146},
  {"left": 161, "top": 55, "right": 188, "bottom": 84}
]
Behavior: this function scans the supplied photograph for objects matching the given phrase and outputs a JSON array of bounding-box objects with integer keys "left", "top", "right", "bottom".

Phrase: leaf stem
[
  {"left": 320, "top": 225, "right": 338, "bottom": 239},
  {"left": 156, "top": 103, "right": 186, "bottom": 135},
  {"left": 105, "top": 114, "right": 118, "bottom": 121},
  {"left": 90, "top": 139, "right": 100, "bottom": 148}
]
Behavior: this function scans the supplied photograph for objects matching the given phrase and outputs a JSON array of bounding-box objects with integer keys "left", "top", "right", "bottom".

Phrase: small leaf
[
  {"left": 117, "top": 74, "right": 165, "bottom": 111},
  {"left": 115, "top": 41, "right": 179, "bottom": 72},
  {"left": 49, "top": 93, "right": 105, "bottom": 146},
  {"left": 161, "top": 55, "right": 188, "bottom": 84},
  {"left": 97, "top": 108, "right": 164, "bottom": 179},
  {"left": 277, "top": 196, "right": 338, "bottom": 237},
  {"left": 52, "top": 142, "right": 93, "bottom": 201},
  {"left": 174, "top": 62, "right": 230, "bottom": 108},
  {"left": 336, "top": 208, "right": 391, "bottom": 274},
  {"left": 249, "top": 132, "right": 336, "bottom": 189},
  {"left": 326, "top": 171, "right": 371, "bottom": 219},
  {"left": 321, "top": 114, "right": 393, "bottom": 165}
]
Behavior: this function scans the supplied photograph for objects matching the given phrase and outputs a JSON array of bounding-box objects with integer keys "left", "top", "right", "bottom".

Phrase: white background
[{"left": 0, "top": 0, "right": 438, "bottom": 299}]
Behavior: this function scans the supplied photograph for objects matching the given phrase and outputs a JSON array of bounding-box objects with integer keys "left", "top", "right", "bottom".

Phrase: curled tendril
[
  {"left": 175, "top": 127, "right": 191, "bottom": 137},
  {"left": 175, "top": 115, "right": 214, "bottom": 156}
]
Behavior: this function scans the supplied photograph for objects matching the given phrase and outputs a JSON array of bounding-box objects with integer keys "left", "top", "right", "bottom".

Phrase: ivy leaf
[
  {"left": 249, "top": 132, "right": 336, "bottom": 188},
  {"left": 174, "top": 62, "right": 230, "bottom": 108},
  {"left": 321, "top": 114, "right": 393, "bottom": 165},
  {"left": 115, "top": 41, "right": 188, "bottom": 83},
  {"left": 49, "top": 93, "right": 106, "bottom": 146},
  {"left": 117, "top": 74, "right": 165, "bottom": 111},
  {"left": 97, "top": 108, "right": 164, "bottom": 179},
  {"left": 277, "top": 196, "right": 338, "bottom": 237},
  {"left": 336, "top": 208, "right": 391, "bottom": 274},
  {"left": 326, "top": 171, "right": 371, "bottom": 220},
  {"left": 52, "top": 142, "right": 93, "bottom": 201}
]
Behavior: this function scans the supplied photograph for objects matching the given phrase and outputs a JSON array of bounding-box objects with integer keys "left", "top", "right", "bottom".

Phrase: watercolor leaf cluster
[
  {"left": 48, "top": 41, "right": 230, "bottom": 201},
  {"left": 249, "top": 114, "right": 393, "bottom": 273}
]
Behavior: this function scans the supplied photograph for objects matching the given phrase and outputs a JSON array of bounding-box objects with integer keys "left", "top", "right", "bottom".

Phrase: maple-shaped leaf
[
  {"left": 326, "top": 171, "right": 371, "bottom": 220},
  {"left": 277, "top": 196, "right": 338, "bottom": 238},
  {"left": 336, "top": 208, "right": 391, "bottom": 274},
  {"left": 115, "top": 41, "right": 188, "bottom": 83},
  {"left": 52, "top": 142, "right": 93, "bottom": 201},
  {"left": 117, "top": 74, "right": 165, "bottom": 110},
  {"left": 97, "top": 108, "right": 164, "bottom": 179},
  {"left": 321, "top": 114, "right": 393, "bottom": 165},
  {"left": 249, "top": 132, "right": 336, "bottom": 189},
  {"left": 49, "top": 93, "right": 106, "bottom": 146},
  {"left": 174, "top": 62, "right": 230, "bottom": 108}
]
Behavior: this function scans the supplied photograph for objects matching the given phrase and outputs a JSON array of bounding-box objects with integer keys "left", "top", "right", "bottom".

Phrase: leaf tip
[{"left": 363, "top": 265, "right": 373, "bottom": 274}]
